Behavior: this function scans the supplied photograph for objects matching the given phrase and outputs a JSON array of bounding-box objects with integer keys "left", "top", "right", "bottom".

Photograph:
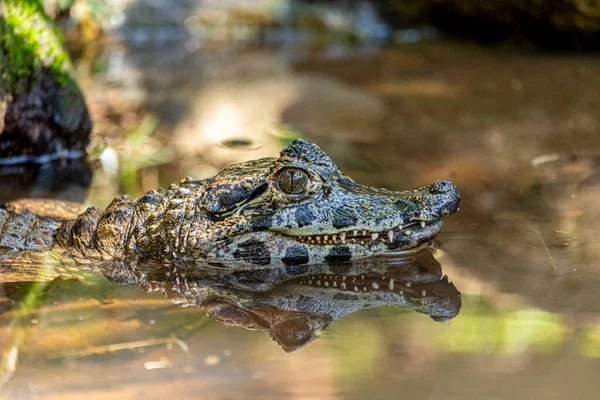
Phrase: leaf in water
[{"left": 216, "top": 138, "right": 263, "bottom": 150}]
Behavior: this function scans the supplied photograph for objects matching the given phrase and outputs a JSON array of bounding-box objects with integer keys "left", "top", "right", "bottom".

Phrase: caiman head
[{"left": 188, "top": 139, "right": 460, "bottom": 266}]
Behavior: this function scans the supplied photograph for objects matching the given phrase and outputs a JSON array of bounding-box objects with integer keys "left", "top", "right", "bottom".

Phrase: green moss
[{"left": 0, "top": 0, "right": 72, "bottom": 94}]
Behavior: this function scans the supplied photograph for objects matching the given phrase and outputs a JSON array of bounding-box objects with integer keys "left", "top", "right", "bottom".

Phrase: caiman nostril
[{"left": 430, "top": 179, "right": 454, "bottom": 194}]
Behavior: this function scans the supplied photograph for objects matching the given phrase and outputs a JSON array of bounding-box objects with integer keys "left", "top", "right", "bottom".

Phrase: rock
[{"left": 0, "top": 0, "right": 91, "bottom": 163}]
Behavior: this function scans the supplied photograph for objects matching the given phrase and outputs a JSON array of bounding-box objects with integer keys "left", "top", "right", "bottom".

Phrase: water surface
[{"left": 1, "top": 38, "right": 600, "bottom": 399}]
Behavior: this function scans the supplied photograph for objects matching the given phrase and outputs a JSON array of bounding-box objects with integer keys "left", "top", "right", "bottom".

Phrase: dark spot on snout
[
  {"left": 332, "top": 207, "right": 358, "bottom": 229},
  {"left": 295, "top": 206, "right": 316, "bottom": 228},
  {"left": 325, "top": 245, "right": 352, "bottom": 261},
  {"left": 282, "top": 245, "right": 309, "bottom": 266},
  {"left": 233, "top": 238, "right": 271, "bottom": 265}
]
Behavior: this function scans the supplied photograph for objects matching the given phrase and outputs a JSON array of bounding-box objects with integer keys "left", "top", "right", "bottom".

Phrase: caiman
[
  {"left": 109, "top": 250, "right": 462, "bottom": 352},
  {"left": 0, "top": 139, "right": 460, "bottom": 268}
]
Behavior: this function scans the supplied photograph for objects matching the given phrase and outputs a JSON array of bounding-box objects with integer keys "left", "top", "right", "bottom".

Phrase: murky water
[{"left": 2, "top": 33, "right": 600, "bottom": 399}]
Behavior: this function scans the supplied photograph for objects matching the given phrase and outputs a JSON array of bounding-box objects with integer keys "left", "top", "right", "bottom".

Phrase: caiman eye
[{"left": 277, "top": 168, "right": 310, "bottom": 194}]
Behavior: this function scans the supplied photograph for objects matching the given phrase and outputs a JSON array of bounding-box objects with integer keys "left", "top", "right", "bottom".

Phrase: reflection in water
[
  {"left": 104, "top": 249, "right": 461, "bottom": 352},
  {"left": 0, "top": 159, "right": 92, "bottom": 204}
]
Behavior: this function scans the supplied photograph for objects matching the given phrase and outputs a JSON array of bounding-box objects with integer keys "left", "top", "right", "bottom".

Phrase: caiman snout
[
  {"left": 398, "top": 179, "right": 460, "bottom": 225},
  {"left": 430, "top": 179, "right": 460, "bottom": 214}
]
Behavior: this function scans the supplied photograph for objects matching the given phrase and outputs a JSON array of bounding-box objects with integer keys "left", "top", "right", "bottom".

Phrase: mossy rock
[{"left": 0, "top": 0, "right": 91, "bottom": 162}]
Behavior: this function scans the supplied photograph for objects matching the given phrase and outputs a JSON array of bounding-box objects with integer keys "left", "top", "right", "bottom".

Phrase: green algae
[{"left": 0, "top": 0, "right": 72, "bottom": 95}]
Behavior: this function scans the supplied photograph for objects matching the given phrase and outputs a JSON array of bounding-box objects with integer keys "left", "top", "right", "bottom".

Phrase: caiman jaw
[
  {"left": 295, "top": 272, "right": 438, "bottom": 294},
  {"left": 294, "top": 220, "right": 436, "bottom": 246}
]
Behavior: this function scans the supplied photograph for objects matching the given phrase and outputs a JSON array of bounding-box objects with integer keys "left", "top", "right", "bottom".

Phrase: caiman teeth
[
  {"left": 297, "top": 273, "right": 424, "bottom": 296},
  {"left": 293, "top": 220, "right": 431, "bottom": 245}
]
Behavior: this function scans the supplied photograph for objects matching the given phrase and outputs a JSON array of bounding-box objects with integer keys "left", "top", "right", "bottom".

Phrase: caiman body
[{"left": 0, "top": 140, "right": 460, "bottom": 267}]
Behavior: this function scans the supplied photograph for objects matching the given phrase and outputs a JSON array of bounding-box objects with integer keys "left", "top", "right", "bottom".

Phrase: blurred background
[{"left": 1, "top": 0, "right": 600, "bottom": 398}]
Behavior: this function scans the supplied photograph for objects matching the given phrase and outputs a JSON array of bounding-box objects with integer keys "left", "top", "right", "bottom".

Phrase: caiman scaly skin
[
  {"left": 0, "top": 139, "right": 460, "bottom": 266},
  {"left": 112, "top": 250, "right": 462, "bottom": 352}
]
